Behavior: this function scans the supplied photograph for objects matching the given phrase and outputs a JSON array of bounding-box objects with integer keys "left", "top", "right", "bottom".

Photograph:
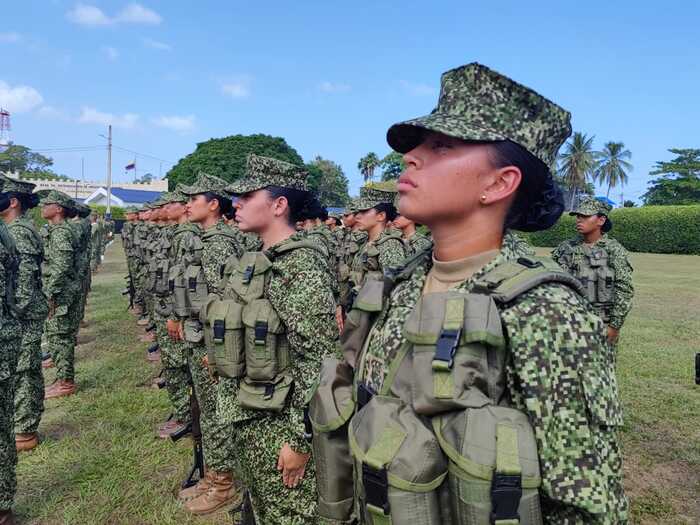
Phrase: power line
[{"left": 112, "top": 144, "right": 174, "bottom": 165}]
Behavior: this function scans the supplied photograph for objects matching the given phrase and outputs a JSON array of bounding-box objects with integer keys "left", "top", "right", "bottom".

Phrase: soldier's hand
[
  {"left": 607, "top": 326, "right": 620, "bottom": 345},
  {"left": 167, "top": 319, "right": 181, "bottom": 340},
  {"left": 335, "top": 305, "right": 344, "bottom": 333},
  {"left": 277, "top": 443, "right": 310, "bottom": 488}
]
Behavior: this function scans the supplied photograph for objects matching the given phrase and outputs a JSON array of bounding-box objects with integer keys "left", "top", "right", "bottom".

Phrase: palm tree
[
  {"left": 357, "top": 152, "right": 380, "bottom": 182},
  {"left": 596, "top": 141, "right": 632, "bottom": 199},
  {"left": 558, "top": 132, "right": 599, "bottom": 209}
]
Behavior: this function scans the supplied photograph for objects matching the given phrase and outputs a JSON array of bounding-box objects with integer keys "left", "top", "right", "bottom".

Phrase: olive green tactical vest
[
  {"left": 201, "top": 239, "right": 327, "bottom": 412},
  {"left": 311, "top": 254, "right": 584, "bottom": 525},
  {"left": 349, "top": 230, "right": 403, "bottom": 294},
  {"left": 570, "top": 244, "right": 615, "bottom": 320}
]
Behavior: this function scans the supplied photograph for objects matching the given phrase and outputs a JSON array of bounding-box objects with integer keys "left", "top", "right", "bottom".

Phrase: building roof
[{"left": 110, "top": 187, "right": 163, "bottom": 204}]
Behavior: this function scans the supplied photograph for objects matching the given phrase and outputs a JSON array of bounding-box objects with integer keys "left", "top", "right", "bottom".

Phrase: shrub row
[{"left": 523, "top": 205, "right": 700, "bottom": 255}]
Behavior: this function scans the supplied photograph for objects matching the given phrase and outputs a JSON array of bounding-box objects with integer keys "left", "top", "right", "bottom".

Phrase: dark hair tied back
[{"left": 267, "top": 185, "right": 314, "bottom": 226}]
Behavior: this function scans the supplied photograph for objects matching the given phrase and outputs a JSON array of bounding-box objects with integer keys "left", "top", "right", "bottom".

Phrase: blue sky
[{"left": 1, "top": 1, "right": 698, "bottom": 203}]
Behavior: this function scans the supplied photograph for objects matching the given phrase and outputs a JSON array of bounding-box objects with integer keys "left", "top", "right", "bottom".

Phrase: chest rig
[
  {"left": 572, "top": 244, "right": 615, "bottom": 313},
  {"left": 311, "top": 254, "right": 584, "bottom": 525}
]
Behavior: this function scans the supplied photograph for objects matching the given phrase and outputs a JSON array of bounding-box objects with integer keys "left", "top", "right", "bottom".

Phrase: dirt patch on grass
[{"left": 41, "top": 420, "right": 82, "bottom": 442}]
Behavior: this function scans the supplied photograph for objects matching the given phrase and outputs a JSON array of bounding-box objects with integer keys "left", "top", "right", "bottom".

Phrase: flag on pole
[{"left": 125, "top": 160, "right": 136, "bottom": 171}]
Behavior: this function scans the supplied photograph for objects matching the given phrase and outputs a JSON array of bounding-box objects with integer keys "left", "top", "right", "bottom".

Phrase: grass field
[{"left": 12, "top": 241, "right": 700, "bottom": 524}]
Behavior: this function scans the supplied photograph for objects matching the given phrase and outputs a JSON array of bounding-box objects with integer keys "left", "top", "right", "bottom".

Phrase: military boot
[
  {"left": 184, "top": 472, "right": 242, "bottom": 515},
  {"left": 178, "top": 469, "right": 215, "bottom": 501},
  {"left": 45, "top": 380, "right": 77, "bottom": 400},
  {"left": 0, "top": 509, "right": 16, "bottom": 525},
  {"left": 16, "top": 432, "right": 39, "bottom": 452}
]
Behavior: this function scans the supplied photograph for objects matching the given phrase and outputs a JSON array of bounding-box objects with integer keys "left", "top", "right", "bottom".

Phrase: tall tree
[
  {"left": 357, "top": 152, "right": 380, "bottom": 183},
  {"left": 166, "top": 134, "right": 304, "bottom": 189},
  {"left": 306, "top": 156, "right": 350, "bottom": 206},
  {"left": 642, "top": 148, "right": 700, "bottom": 205},
  {"left": 0, "top": 143, "right": 54, "bottom": 174},
  {"left": 380, "top": 151, "right": 405, "bottom": 180},
  {"left": 596, "top": 142, "right": 633, "bottom": 198},
  {"left": 558, "top": 132, "right": 599, "bottom": 209}
]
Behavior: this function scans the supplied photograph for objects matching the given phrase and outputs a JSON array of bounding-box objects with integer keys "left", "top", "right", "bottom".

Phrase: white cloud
[
  {"left": 78, "top": 106, "right": 139, "bottom": 129},
  {"left": 116, "top": 3, "right": 162, "bottom": 24},
  {"left": 143, "top": 38, "right": 171, "bottom": 51},
  {"left": 0, "top": 81, "right": 44, "bottom": 113},
  {"left": 37, "top": 106, "right": 70, "bottom": 120},
  {"left": 66, "top": 4, "right": 111, "bottom": 26},
  {"left": 220, "top": 76, "right": 252, "bottom": 99},
  {"left": 0, "top": 32, "right": 22, "bottom": 43},
  {"left": 67, "top": 3, "right": 162, "bottom": 27},
  {"left": 318, "top": 81, "right": 351, "bottom": 93},
  {"left": 151, "top": 114, "right": 195, "bottom": 133},
  {"left": 400, "top": 80, "right": 438, "bottom": 96},
  {"left": 103, "top": 46, "right": 119, "bottom": 61}
]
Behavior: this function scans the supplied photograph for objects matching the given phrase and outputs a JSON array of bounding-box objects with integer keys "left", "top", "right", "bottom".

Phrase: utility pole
[{"left": 106, "top": 124, "right": 112, "bottom": 217}]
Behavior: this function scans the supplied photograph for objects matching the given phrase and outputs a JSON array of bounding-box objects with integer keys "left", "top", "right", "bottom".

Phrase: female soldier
[
  {"left": 0, "top": 177, "right": 47, "bottom": 452},
  {"left": 390, "top": 211, "right": 432, "bottom": 258},
  {"left": 314, "top": 63, "right": 627, "bottom": 524},
  {"left": 208, "top": 154, "right": 338, "bottom": 524}
]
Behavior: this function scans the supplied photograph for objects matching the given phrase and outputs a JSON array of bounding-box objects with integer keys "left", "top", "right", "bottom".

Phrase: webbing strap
[
  {"left": 432, "top": 296, "right": 463, "bottom": 398},
  {"left": 364, "top": 424, "right": 406, "bottom": 470},
  {"left": 492, "top": 423, "right": 522, "bottom": 525},
  {"left": 496, "top": 424, "right": 521, "bottom": 476},
  {"left": 366, "top": 504, "right": 392, "bottom": 525}
]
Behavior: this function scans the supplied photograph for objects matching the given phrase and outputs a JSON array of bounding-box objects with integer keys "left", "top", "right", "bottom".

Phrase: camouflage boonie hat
[
  {"left": 39, "top": 190, "right": 76, "bottom": 209},
  {"left": 227, "top": 154, "right": 308, "bottom": 194},
  {"left": 180, "top": 172, "right": 231, "bottom": 198},
  {"left": 386, "top": 62, "right": 572, "bottom": 170},
  {"left": 0, "top": 174, "right": 36, "bottom": 194},
  {"left": 570, "top": 196, "right": 612, "bottom": 217},
  {"left": 354, "top": 187, "right": 398, "bottom": 212},
  {"left": 167, "top": 185, "right": 189, "bottom": 204}
]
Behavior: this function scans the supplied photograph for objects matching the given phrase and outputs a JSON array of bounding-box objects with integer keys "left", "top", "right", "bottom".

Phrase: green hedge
[{"left": 524, "top": 205, "right": 700, "bottom": 255}]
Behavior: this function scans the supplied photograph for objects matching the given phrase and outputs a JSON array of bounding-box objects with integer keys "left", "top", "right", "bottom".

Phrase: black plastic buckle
[
  {"left": 356, "top": 382, "right": 376, "bottom": 409},
  {"left": 303, "top": 406, "right": 313, "bottom": 442},
  {"left": 361, "top": 253, "right": 369, "bottom": 265},
  {"left": 695, "top": 353, "right": 700, "bottom": 385},
  {"left": 434, "top": 328, "right": 461, "bottom": 369},
  {"left": 362, "top": 463, "right": 390, "bottom": 516},
  {"left": 254, "top": 321, "right": 268, "bottom": 345},
  {"left": 168, "top": 279, "right": 175, "bottom": 293},
  {"left": 188, "top": 276, "right": 197, "bottom": 292},
  {"left": 242, "top": 265, "right": 255, "bottom": 284},
  {"left": 517, "top": 257, "right": 541, "bottom": 269},
  {"left": 263, "top": 383, "right": 275, "bottom": 400},
  {"left": 213, "top": 320, "right": 225, "bottom": 343},
  {"left": 156, "top": 268, "right": 163, "bottom": 279},
  {"left": 490, "top": 473, "right": 522, "bottom": 524},
  {"left": 606, "top": 276, "right": 613, "bottom": 286}
]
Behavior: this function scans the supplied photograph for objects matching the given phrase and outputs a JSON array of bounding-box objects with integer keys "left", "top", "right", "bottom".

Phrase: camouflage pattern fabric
[
  {"left": 8, "top": 216, "right": 47, "bottom": 434},
  {"left": 552, "top": 234, "right": 634, "bottom": 329},
  {"left": 217, "top": 232, "right": 338, "bottom": 522},
  {"left": 354, "top": 240, "right": 628, "bottom": 522},
  {"left": 228, "top": 153, "right": 308, "bottom": 195},
  {"left": 43, "top": 221, "right": 80, "bottom": 382},
  {"left": 180, "top": 173, "right": 231, "bottom": 197},
  {"left": 349, "top": 229, "right": 405, "bottom": 290},
  {"left": 404, "top": 230, "right": 433, "bottom": 257},
  {"left": 570, "top": 196, "right": 613, "bottom": 216},
  {"left": 90, "top": 220, "right": 103, "bottom": 271},
  {"left": 386, "top": 62, "right": 572, "bottom": 171},
  {"left": 502, "top": 229, "right": 536, "bottom": 256},
  {"left": 37, "top": 190, "right": 75, "bottom": 209},
  {"left": 352, "top": 187, "right": 397, "bottom": 212},
  {"left": 0, "top": 221, "right": 20, "bottom": 511},
  {"left": 304, "top": 225, "right": 338, "bottom": 300}
]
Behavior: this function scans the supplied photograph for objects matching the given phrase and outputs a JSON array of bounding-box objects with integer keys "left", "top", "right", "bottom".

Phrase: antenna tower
[{"left": 0, "top": 108, "right": 11, "bottom": 152}]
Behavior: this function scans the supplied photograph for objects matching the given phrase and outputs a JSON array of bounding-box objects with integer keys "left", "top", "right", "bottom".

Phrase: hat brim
[
  {"left": 387, "top": 112, "right": 505, "bottom": 153},
  {"left": 226, "top": 180, "right": 267, "bottom": 195}
]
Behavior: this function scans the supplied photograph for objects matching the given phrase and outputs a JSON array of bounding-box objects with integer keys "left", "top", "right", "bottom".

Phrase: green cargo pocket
[
  {"left": 154, "top": 297, "right": 173, "bottom": 318},
  {"left": 349, "top": 396, "right": 448, "bottom": 525},
  {"left": 309, "top": 358, "right": 356, "bottom": 522},
  {"left": 183, "top": 318, "right": 204, "bottom": 344},
  {"left": 203, "top": 298, "right": 246, "bottom": 379},
  {"left": 154, "top": 259, "right": 170, "bottom": 296},
  {"left": 237, "top": 374, "right": 293, "bottom": 412},
  {"left": 184, "top": 265, "right": 208, "bottom": 317},
  {"left": 404, "top": 291, "right": 506, "bottom": 416},
  {"left": 433, "top": 405, "right": 543, "bottom": 525},
  {"left": 353, "top": 273, "right": 385, "bottom": 312},
  {"left": 596, "top": 266, "right": 615, "bottom": 304},
  {"left": 242, "top": 298, "right": 287, "bottom": 381},
  {"left": 169, "top": 264, "right": 188, "bottom": 318},
  {"left": 228, "top": 251, "right": 272, "bottom": 304}
]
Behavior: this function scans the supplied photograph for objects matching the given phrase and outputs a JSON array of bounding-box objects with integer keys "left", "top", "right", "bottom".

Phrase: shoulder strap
[
  {"left": 473, "top": 256, "right": 584, "bottom": 304},
  {"left": 374, "top": 230, "right": 402, "bottom": 247},
  {"left": 270, "top": 238, "right": 329, "bottom": 260}
]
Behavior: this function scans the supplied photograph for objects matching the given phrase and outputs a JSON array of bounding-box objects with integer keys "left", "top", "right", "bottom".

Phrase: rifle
[{"left": 171, "top": 384, "right": 205, "bottom": 488}]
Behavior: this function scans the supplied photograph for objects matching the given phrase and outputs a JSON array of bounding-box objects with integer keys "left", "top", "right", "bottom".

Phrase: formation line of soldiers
[
  {"left": 120, "top": 62, "right": 635, "bottom": 525},
  {"left": 0, "top": 176, "right": 113, "bottom": 525}
]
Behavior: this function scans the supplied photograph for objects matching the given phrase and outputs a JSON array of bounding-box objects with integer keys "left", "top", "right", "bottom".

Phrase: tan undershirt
[{"left": 422, "top": 249, "right": 500, "bottom": 294}]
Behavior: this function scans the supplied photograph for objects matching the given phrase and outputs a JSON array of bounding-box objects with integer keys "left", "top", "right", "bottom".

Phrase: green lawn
[{"left": 13, "top": 242, "right": 700, "bottom": 524}]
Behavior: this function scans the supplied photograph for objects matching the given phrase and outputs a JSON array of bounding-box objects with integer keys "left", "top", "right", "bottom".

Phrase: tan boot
[
  {"left": 16, "top": 432, "right": 39, "bottom": 452},
  {"left": 184, "top": 471, "right": 242, "bottom": 515},
  {"left": 178, "top": 469, "right": 215, "bottom": 501},
  {"left": 0, "top": 509, "right": 16, "bottom": 525},
  {"left": 45, "top": 380, "right": 76, "bottom": 400}
]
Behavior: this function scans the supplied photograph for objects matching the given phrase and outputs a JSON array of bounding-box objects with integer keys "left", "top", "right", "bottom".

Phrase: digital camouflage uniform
[
  {"left": 217, "top": 154, "right": 340, "bottom": 524},
  {"left": 9, "top": 214, "right": 47, "bottom": 435},
  {"left": 502, "top": 229, "right": 536, "bottom": 256},
  {"left": 0, "top": 220, "right": 21, "bottom": 514},
  {"left": 552, "top": 198, "right": 634, "bottom": 331},
  {"left": 90, "top": 217, "right": 103, "bottom": 271},
  {"left": 338, "top": 227, "right": 367, "bottom": 310},
  {"left": 41, "top": 191, "right": 81, "bottom": 382},
  {"left": 179, "top": 175, "right": 245, "bottom": 476},
  {"left": 345, "top": 63, "right": 628, "bottom": 524},
  {"left": 305, "top": 224, "right": 339, "bottom": 301},
  {"left": 71, "top": 207, "right": 93, "bottom": 326},
  {"left": 404, "top": 230, "right": 432, "bottom": 257}
]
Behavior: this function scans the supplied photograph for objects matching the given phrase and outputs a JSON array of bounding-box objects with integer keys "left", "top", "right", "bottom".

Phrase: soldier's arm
[
  {"left": 269, "top": 254, "right": 339, "bottom": 454},
  {"left": 608, "top": 245, "right": 634, "bottom": 330},
  {"left": 11, "top": 228, "right": 40, "bottom": 316},
  {"left": 378, "top": 237, "right": 406, "bottom": 269},
  {"left": 44, "top": 228, "right": 75, "bottom": 303},
  {"left": 550, "top": 242, "right": 565, "bottom": 266},
  {"left": 500, "top": 284, "right": 627, "bottom": 523}
]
